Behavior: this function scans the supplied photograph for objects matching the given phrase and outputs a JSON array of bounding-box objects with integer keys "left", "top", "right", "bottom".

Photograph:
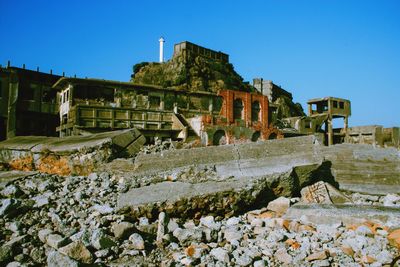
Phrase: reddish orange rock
[
  {"left": 388, "top": 229, "right": 400, "bottom": 248},
  {"left": 361, "top": 255, "right": 376, "bottom": 264},
  {"left": 341, "top": 245, "right": 354, "bottom": 257}
]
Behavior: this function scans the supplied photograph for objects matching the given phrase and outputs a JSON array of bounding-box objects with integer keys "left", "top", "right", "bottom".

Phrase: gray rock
[
  {"left": 1, "top": 185, "right": 23, "bottom": 198},
  {"left": 355, "top": 225, "right": 373, "bottom": 236},
  {"left": 383, "top": 194, "right": 400, "bottom": 207},
  {"left": 111, "top": 221, "right": 135, "bottom": 240},
  {"left": 88, "top": 173, "right": 98, "bottom": 181},
  {"left": 173, "top": 227, "right": 203, "bottom": 245},
  {"left": 58, "top": 241, "right": 93, "bottom": 264},
  {"left": 70, "top": 229, "right": 91, "bottom": 247},
  {"left": 38, "top": 229, "right": 53, "bottom": 243},
  {"left": 91, "top": 229, "right": 116, "bottom": 250},
  {"left": 94, "top": 248, "right": 110, "bottom": 258},
  {"left": 92, "top": 204, "right": 114, "bottom": 215},
  {"left": 47, "top": 250, "right": 79, "bottom": 267},
  {"left": 6, "top": 261, "right": 24, "bottom": 267},
  {"left": 0, "top": 199, "right": 22, "bottom": 217},
  {"left": 253, "top": 260, "right": 266, "bottom": 267},
  {"left": 210, "top": 247, "right": 230, "bottom": 263},
  {"left": 156, "top": 212, "right": 168, "bottom": 245},
  {"left": 167, "top": 218, "right": 179, "bottom": 233},
  {"left": 274, "top": 248, "right": 292, "bottom": 264},
  {"left": 46, "top": 234, "right": 70, "bottom": 249},
  {"left": 128, "top": 233, "right": 145, "bottom": 250},
  {"left": 200, "top": 215, "right": 221, "bottom": 230},
  {"left": 32, "top": 193, "right": 51, "bottom": 207},
  {"left": 224, "top": 227, "right": 243, "bottom": 243},
  {"left": 226, "top": 217, "right": 241, "bottom": 226}
]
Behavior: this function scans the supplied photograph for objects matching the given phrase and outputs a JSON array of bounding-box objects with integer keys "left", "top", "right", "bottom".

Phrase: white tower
[{"left": 159, "top": 37, "right": 165, "bottom": 63}]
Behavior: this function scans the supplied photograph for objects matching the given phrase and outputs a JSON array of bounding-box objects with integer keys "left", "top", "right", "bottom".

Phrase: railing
[{"left": 66, "top": 105, "right": 175, "bottom": 130}]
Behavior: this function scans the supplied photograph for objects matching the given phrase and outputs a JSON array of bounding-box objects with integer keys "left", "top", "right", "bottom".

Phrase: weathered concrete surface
[
  {"left": 0, "top": 129, "right": 145, "bottom": 176},
  {"left": 117, "top": 136, "right": 332, "bottom": 219},
  {"left": 321, "top": 144, "right": 400, "bottom": 195},
  {"left": 132, "top": 135, "right": 323, "bottom": 179},
  {"left": 284, "top": 203, "right": 400, "bottom": 225},
  {"left": 117, "top": 163, "right": 330, "bottom": 220}
]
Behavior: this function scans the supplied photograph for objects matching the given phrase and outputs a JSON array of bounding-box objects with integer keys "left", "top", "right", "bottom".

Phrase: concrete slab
[
  {"left": 117, "top": 162, "right": 330, "bottom": 220},
  {"left": 283, "top": 203, "right": 400, "bottom": 225}
]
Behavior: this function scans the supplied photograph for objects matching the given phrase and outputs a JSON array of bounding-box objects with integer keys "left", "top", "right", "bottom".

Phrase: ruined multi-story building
[
  {"left": 0, "top": 65, "right": 60, "bottom": 140},
  {"left": 54, "top": 76, "right": 280, "bottom": 145}
]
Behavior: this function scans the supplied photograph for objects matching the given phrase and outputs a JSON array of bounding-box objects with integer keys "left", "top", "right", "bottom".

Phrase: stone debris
[{"left": 0, "top": 138, "right": 399, "bottom": 266}]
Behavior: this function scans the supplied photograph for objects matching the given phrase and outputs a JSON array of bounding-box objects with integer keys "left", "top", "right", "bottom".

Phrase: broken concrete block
[
  {"left": 0, "top": 129, "right": 145, "bottom": 176},
  {"left": 300, "top": 181, "right": 351, "bottom": 204},
  {"left": 117, "top": 161, "right": 330, "bottom": 220}
]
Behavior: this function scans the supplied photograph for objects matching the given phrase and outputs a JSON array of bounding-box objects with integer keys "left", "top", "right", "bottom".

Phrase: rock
[
  {"left": 184, "top": 244, "right": 204, "bottom": 259},
  {"left": 46, "top": 234, "right": 70, "bottom": 249},
  {"left": 156, "top": 212, "right": 168, "bottom": 246},
  {"left": 6, "top": 261, "right": 23, "bottom": 267},
  {"left": 253, "top": 260, "right": 266, "bottom": 267},
  {"left": 305, "top": 250, "right": 328, "bottom": 261},
  {"left": 128, "top": 233, "right": 145, "bottom": 250},
  {"left": 167, "top": 218, "right": 180, "bottom": 233},
  {"left": 224, "top": 227, "right": 243, "bottom": 243},
  {"left": 47, "top": 250, "right": 79, "bottom": 267},
  {"left": 173, "top": 228, "right": 203, "bottom": 245},
  {"left": 0, "top": 199, "right": 22, "bottom": 217},
  {"left": 38, "top": 229, "right": 53, "bottom": 243},
  {"left": 32, "top": 193, "right": 51, "bottom": 207},
  {"left": 29, "top": 247, "right": 45, "bottom": 264},
  {"left": 267, "top": 196, "right": 291, "bottom": 215},
  {"left": 301, "top": 181, "right": 332, "bottom": 204},
  {"left": 226, "top": 217, "right": 241, "bottom": 226},
  {"left": 0, "top": 244, "right": 13, "bottom": 265},
  {"left": 88, "top": 173, "right": 98, "bottom": 181},
  {"left": 91, "top": 229, "right": 116, "bottom": 250},
  {"left": 94, "top": 249, "right": 110, "bottom": 258},
  {"left": 210, "top": 247, "right": 230, "bottom": 263},
  {"left": 92, "top": 204, "right": 114, "bottom": 215},
  {"left": 111, "top": 221, "right": 135, "bottom": 240},
  {"left": 388, "top": 229, "right": 400, "bottom": 248},
  {"left": 355, "top": 225, "right": 373, "bottom": 236},
  {"left": 1, "top": 185, "right": 23, "bottom": 198},
  {"left": 69, "top": 229, "right": 91, "bottom": 247},
  {"left": 200, "top": 215, "right": 220, "bottom": 230},
  {"left": 274, "top": 248, "right": 292, "bottom": 264},
  {"left": 58, "top": 241, "right": 93, "bottom": 264},
  {"left": 361, "top": 255, "right": 376, "bottom": 264},
  {"left": 383, "top": 194, "right": 400, "bottom": 206}
]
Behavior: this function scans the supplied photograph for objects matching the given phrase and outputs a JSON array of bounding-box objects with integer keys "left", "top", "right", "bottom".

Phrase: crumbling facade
[
  {"left": 0, "top": 65, "right": 60, "bottom": 140},
  {"left": 173, "top": 41, "right": 229, "bottom": 63}
]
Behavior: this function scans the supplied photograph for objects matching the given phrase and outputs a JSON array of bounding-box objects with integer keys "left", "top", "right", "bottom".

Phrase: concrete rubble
[
  {"left": 0, "top": 136, "right": 399, "bottom": 266},
  {"left": 0, "top": 129, "right": 145, "bottom": 176}
]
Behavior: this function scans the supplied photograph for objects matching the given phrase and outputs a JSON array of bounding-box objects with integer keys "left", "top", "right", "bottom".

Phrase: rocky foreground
[{"left": 1, "top": 168, "right": 400, "bottom": 267}]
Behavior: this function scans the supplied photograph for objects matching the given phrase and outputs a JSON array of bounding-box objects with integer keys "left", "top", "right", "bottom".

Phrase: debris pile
[{"left": 0, "top": 169, "right": 399, "bottom": 266}]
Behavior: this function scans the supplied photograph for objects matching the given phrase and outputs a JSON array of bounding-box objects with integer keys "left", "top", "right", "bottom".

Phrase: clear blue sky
[{"left": 1, "top": 0, "right": 399, "bottom": 127}]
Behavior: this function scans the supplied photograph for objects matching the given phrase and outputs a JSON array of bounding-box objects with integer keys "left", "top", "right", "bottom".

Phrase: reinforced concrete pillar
[{"left": 6, "top": 74, "right": 18, "bottom": 139}]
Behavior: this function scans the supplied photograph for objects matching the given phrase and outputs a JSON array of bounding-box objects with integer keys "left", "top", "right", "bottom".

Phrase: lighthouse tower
[{"left": 159, "top": 37, "right": 165, "bottom": 63}]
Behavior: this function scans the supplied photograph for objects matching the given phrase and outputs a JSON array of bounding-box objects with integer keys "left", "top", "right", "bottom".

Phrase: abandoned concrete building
[
  {"left": 0, "top": 41, "right": 398, "bottom": 148},
  {"left": 0, "top": 65, "right": 61, "bottom": 140}
]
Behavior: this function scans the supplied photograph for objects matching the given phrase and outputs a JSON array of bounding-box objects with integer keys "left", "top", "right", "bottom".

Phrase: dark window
[
  {"left": 305, "top": 120, "right": 311, "bottom": 129},
  {"left": 251, "top": 101, "right": 261, "bottom": 122},
  {"left": 149, "top": 96, "right": 161, "bottom": 109},
  {"left": 233, "top": 98, "right": 244, "bottom": 120},
  {"left": 339, "top": 102, "right": 344, "bottom": 109},
  {"left": 19, "top": 87, "right": 34, "bottom": 100},
  {"left": 333, "top": 100, "right": 338, "bottom": 108}
]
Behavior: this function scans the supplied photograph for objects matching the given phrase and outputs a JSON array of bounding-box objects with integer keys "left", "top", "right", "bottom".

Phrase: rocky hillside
[{"left": 131, "top": 53, "right": 253, "bottom": 93}]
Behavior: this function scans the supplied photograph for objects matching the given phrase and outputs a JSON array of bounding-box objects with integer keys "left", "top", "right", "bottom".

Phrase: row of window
[
  {"left": 333, "top": 100, "right": 345, "bottom": 109},
  {"left": 233, "top": 99, "right": 262, "bottom": 122}
]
